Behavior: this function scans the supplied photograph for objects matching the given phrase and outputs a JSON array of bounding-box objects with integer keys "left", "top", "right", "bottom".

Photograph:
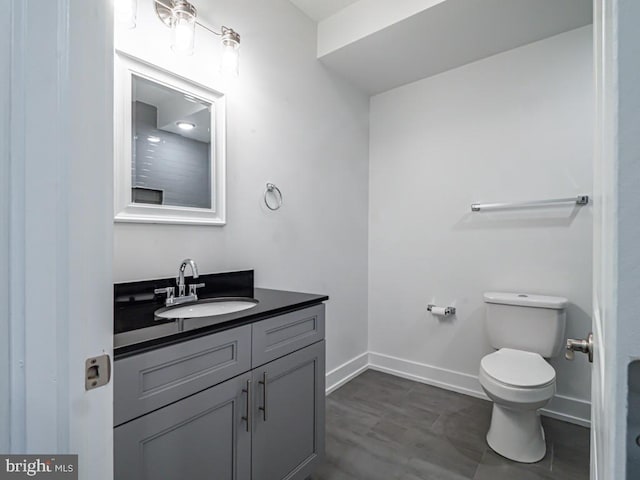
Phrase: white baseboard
[
  {"left": 543, "top": 394, "right": 591, "bottom": 427},
  {"left": 368, "top": 351, "right": 486, "bottom": 399},
  {"left": 326, "top": 350, "right": 591, "bottom": 428},
  {"left": 325, "top": 352, "right": 369, "bottom": 394}
]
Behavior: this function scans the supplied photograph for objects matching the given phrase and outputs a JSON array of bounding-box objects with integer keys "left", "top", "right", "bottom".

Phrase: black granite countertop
[{"left": 114, "top": 270, "right": 328, "bottom": 359}]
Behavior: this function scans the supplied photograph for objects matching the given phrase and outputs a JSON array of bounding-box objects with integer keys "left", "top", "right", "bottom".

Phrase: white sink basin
[{"left": 155, "top": 298, "right": 259, "bottom": 319}]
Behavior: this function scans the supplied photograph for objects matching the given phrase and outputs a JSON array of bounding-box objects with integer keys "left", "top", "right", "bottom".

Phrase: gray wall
[
  {"left": 114, "top": 0, "right": 370, "bottom": 375},
  {"left": 133, "top": 101, "right": 211, "bottom": 209}
]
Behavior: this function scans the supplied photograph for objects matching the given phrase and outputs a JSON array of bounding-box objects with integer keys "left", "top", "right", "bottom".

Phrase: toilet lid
[{"left": 481, "top": 348, "right": 555, "bottom": 388}]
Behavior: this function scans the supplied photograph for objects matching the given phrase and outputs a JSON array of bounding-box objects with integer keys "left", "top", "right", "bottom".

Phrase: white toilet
[{"left": 479, "top": 291, "right": 567, "bottom": 463}]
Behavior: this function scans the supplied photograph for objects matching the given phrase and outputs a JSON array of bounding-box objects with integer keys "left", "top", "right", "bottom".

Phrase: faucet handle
[
  {"left": 188, "top": 283, "right": 205, "bottom": 297},
  {"left": 154, "top": 286, "right": 175, "bottom": 300}
]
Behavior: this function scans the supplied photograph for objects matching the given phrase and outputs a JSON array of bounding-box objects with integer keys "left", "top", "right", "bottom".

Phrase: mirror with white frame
[{"left": 115, "top": 52, "right": 226, "bottom": 225}]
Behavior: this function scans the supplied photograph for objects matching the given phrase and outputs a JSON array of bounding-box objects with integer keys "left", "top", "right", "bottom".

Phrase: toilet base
[{"left": 486, "top": 403, "right": 546, "bottom": 463}]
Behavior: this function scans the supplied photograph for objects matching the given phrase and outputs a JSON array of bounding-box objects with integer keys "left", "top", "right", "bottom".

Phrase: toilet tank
[{"left": 484, "top": 292, "right": 568, "bottom": 358}]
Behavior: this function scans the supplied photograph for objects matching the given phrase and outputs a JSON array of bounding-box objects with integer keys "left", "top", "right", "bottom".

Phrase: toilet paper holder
[{"left": 427, "top": 304, "right": 456, "bottom": 316}]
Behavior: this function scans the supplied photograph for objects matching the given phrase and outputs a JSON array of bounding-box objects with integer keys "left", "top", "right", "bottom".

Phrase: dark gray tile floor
[{"left": 314, "top": 370, "right": 590, "bottom": 480}]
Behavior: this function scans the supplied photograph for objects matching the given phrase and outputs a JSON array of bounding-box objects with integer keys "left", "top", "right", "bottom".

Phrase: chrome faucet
[
  {"left": 177, "top": 258, "right": 199, "bottom": 297},
  {"left": 154, "top": 258, "right": 205, "bottom": 307}
]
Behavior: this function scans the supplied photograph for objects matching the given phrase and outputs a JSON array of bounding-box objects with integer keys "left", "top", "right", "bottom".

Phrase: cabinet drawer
[
  {"left": 114, "top": 325, "right": 251, "bottom": 426},
  {"left": 252, "top": 304, "right": 325, "bottom": 368}
]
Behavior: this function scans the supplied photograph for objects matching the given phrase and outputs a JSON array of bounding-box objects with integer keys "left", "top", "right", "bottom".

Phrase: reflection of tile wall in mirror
[{"left": 131, "top": 76, "right": 213, "bottom": 209}]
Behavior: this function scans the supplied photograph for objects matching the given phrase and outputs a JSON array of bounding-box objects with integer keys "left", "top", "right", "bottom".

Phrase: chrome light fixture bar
[{"left": 153, "top": 0, "right": 241, "bottom": 75}]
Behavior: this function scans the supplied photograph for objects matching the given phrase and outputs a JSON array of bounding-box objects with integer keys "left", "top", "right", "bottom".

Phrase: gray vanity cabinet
[
  {"left": 252, "top": 340, "right": 325, "bottom": 480},
  {"left": 114, "top": 371, "right": 252, "bottom": 480},
  {"left": 114, "top": 304, "right": 326, "bottom": 480}
]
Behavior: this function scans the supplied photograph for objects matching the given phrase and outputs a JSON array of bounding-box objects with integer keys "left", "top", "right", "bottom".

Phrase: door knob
[{"left": 565, "top": 333, "right": 593, "bottom": 363}]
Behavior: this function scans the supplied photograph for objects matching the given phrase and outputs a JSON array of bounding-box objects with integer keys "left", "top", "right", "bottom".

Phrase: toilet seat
[
  {"left": 479, "top": 348, "right": 556, "bottom": 409},
  {"left": 481, "top": 348, "right": 555, "bottom": 388}
]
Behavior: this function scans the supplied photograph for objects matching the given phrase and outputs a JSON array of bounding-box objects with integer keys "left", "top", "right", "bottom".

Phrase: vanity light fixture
[
  {"left": 168, "top": 0, "right": 197, "bottom": 55},
  {"left": 153, "top": 0, "right": 241, "bottom": 76},
  {"left": 220, "top": 27, "right": 240, "bottom": 78},
  {"left": 176, "top": 121, "right": 196, "bottom": 130}
]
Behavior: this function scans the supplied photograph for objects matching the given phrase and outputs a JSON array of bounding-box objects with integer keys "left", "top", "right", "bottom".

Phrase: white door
[
  {"left": 0, "top": 0, "right": 11, "bottom": 454},
  {"left": 5, "top": 1, "right": 114, "bottom": 479},
  {"left": 592, "top": 0, "right": 640, "bottom": 479}
]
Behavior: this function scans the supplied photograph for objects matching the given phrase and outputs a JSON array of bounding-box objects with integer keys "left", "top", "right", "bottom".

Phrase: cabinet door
[
  {"left": 252, "top": 341, "right": 325, "bottom": 480},
  {"left": 115, "top": 372, "right": 251, "bottom": 480}
]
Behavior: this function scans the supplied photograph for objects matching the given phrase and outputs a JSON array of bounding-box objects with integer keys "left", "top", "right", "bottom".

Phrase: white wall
[
  {"left": 368, "top": 26, "right": 593, "bottom": 423},
  {"left": 114, "top": 0, "right": 370, "bottom": 375},
  {"left": 317, "top": 0, "right": 443, "bottom": 56}
]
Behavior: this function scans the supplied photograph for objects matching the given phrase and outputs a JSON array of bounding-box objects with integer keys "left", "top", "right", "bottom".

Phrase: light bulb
[
  {"left": 115, "top": 0, "right": 137, "bottom": 29},
  {"left": 220, "top": 29, "right": 240, "bottom": 79},
  {"left": 176, "top": 122, "right": 196, "bottom": 131},
  {"left": 171, "top": 7, "right": 196, "bottom": 55}
]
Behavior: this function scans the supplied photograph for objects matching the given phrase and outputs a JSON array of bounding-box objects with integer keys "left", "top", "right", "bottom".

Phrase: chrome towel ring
[{"left": 264, "top": 183, "right": 283, "bottom": 211}]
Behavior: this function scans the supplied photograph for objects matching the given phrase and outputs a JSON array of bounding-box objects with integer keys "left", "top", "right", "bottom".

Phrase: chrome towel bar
[{"left": 471, "top": 195, "right": 589, "bottom": 212}]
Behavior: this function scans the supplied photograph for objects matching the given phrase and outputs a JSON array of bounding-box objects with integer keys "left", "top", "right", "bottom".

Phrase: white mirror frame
[{"left": 114, "top": 51, "right": 226, "bottom": 225}]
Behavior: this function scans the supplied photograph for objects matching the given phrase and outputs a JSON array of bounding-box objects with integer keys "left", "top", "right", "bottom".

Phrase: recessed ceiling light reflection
[
  {"left": 176, "top": 121, "right": 196, "bottom": 131},
  {"left": 147, "top": 135, "right": 161, "bottom": 143}
]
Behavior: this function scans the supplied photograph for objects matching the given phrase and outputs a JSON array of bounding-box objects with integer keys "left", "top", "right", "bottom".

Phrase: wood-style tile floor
[{"left": 313, "top": 370, "right": 590, "bottom": 480}]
